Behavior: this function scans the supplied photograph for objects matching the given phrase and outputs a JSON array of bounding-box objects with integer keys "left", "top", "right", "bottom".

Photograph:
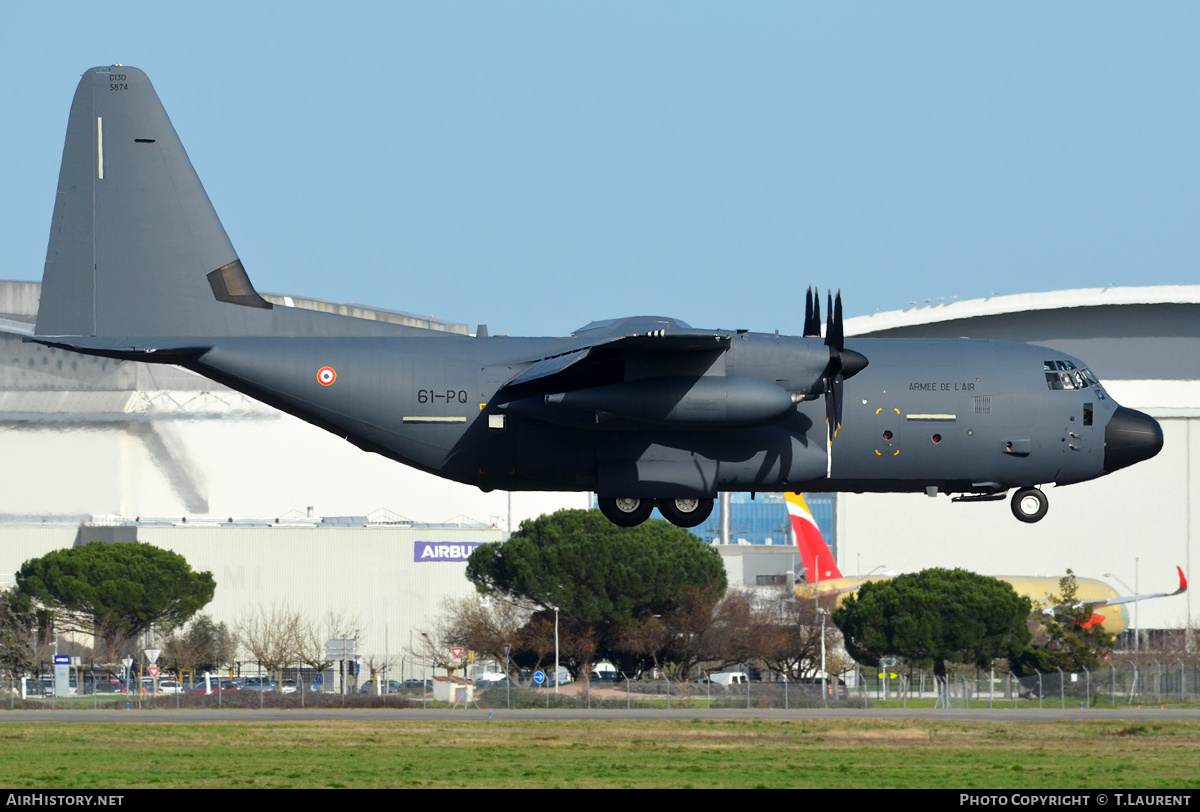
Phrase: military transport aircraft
[{"left": 28, "top": 67, "right": 1165, "bottom": 529}]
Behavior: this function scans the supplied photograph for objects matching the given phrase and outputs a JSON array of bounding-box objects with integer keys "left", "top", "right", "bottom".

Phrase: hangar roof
[{"left": 845, "top": 285, "right": 1200, "bottom": 336}]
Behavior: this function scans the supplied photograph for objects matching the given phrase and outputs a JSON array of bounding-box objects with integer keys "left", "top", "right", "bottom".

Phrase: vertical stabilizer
[
  {"left": 785, "top": 492, "right": 842, "bottom": 582},
  {"left": 36, "top": 66, "right": 272, "bottom": 339}
]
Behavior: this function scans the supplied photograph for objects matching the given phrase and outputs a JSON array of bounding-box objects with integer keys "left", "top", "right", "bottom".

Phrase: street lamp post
[
  {"left": 417, "top": 631, "right": 429, "bottom": 705},
  {"left": 1105, "top": 560, "right": 1140, "bottom": 652}
]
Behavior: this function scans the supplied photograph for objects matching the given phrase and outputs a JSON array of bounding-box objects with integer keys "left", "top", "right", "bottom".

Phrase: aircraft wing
[
  {"left": 500, "top": 329, "right": 731, "bottom": 395},
  {"left": 1085, "top": 566, "right": 1188, "bottom": 608}
]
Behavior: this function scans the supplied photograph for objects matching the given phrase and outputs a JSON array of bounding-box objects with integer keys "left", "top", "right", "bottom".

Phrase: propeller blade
[
  {"left": 812, "top": 291, "right": 821, "bottom": 338},
  {"left": 808, "top": 290, "right": 864, "bottom": 443},
  {"left": 830, "top": 291, "right": 844, "bottom": 351},
  {"left": 825, "top": 376, "right": 836, "bottom": 434},
  {"left": 803, "top": 288, "right": 817, "bottom": 337},
  {"left": 833, "top": 371, "right": 844, "bottom": 435},
  {"left": 825, "top": 292, "right": 834, "bottom": 345}
]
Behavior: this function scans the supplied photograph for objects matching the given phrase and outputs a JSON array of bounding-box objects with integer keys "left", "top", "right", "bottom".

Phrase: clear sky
[{"left": 2, "top": 2, "right": 1197, "bottom": 337}]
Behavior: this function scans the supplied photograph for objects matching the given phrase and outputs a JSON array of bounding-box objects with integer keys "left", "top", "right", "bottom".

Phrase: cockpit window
[{"left": 1044, "top": 360, "right": 1098, "bottom": 392}]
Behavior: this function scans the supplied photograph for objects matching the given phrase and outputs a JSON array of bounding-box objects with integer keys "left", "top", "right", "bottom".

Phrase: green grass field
[{"left": 2, "top": 718, "right": 1199, "bottom": 788}]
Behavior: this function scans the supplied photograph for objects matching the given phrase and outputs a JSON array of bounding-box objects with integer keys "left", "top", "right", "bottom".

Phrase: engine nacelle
[{"left": 508, "top": 376, "right": 795, "bottom": 427}]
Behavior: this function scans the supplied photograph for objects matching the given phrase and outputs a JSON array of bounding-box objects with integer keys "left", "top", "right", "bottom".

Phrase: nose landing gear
[{"left": 1010, "top": 487, "right": 1048, "bottom": 523}]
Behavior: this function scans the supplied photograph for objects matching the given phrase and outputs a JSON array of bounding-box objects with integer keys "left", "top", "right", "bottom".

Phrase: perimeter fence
[
  {"left": 7, "top": 663, "right": 1200, "bottom": 711},
  {"left": 857, "top": 661, "right": 1200, "bottom": 709}
]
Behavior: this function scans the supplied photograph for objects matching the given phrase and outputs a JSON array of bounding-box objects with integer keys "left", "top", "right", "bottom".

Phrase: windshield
[{"left": 1044, "top": 360, "right": 1099, "bottom": 391}]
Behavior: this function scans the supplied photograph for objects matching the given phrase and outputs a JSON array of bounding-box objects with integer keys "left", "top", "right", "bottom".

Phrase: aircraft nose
[{"left": 1104, "top": 406, "right": 1163, "bottom": 474}]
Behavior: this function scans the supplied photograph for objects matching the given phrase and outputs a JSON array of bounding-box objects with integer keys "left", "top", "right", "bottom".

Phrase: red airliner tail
[{"left": 786, "top": 492, "right": 842, "bottom": 582}]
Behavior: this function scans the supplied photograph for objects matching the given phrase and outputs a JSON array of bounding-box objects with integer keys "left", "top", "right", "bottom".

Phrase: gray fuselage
[{"left": 183, "top": 327, "right": 1132, "bottom": 499}]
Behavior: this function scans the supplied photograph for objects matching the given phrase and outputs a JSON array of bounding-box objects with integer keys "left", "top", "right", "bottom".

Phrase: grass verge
[{"left": 2, "top": 718, "right": 1199, "bottom": 788}]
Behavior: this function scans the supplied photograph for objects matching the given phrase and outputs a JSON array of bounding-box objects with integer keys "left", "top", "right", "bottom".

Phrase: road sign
[
  {"left": 325, "top": 638, "right": 356, "bottom": 659},
  {"left": 451, "top": 647, "right": 464, "bottom": 659},
  {"left": 533, "top": 671, "right": 545, "bottom": 684},
  {"left": 148, "top": 666, "right": 160, "bottom": 678},
  {"left": 145, "top": 649, "right": 161, "bottom": 664},
  {"left": 501, "top": 643, "right": 512, "bottom": 658},
  {"left": 54, "top": 655, "right": 69, "bottom": 665}
]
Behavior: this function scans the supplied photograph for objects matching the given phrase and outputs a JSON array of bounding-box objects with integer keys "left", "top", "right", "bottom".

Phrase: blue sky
[{"left": 2, "top": 2, "right": 1197, "bottom": 337}]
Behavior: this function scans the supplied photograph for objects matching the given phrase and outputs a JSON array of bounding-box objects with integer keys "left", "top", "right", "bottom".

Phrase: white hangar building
[{"left": 838, "top": 286, "right": 1200, "bottom": 633}]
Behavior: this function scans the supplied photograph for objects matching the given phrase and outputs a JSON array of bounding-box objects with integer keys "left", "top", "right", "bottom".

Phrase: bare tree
[
  {"left": 514, "top": 615, "right": 554, "bottom": 681},
  {"left": 412, "top": 624, "right": 464, "bottom": 679},
  {"left": 291, "top": 609, "right": 362, "bottom": 691},
  {"left": 437, "top": 596, "right": 530, "bottom": 674},
  {"left": 162, "top": 614, "right": 236, "bottom": 684},
  {"left": 614, "top": 585, "right": 748, "bottom": 685},
  {"left": 236, "top": 604, "right": 302, "bottom": 681},
  {"left": 360, "top": 650, "right": 400, "bottom": 692},
  {"left": 746, "top": 588, "right": 842, "bottom": 680}
]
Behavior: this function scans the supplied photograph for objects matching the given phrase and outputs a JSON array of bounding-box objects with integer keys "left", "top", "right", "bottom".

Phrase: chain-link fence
[
  {"left": 855, "top": 661, "right": 1200, "bottom": 709},
  {"left": 8, "top": 661, "right": 1200, "bottom": 711}
]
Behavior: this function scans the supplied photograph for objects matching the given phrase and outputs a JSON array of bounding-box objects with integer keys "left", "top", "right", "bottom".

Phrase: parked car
[
  {"left": 279, "top": 679, "right": 298, "bottom": 694},
  {"left": 188, "top": 679, "right": 240, "bottom": 694},
  {"left": 241, "top": 676, "right": 277, "bottom": 692},
  {"left": 359, "top": 679, "right": 403, "bottom": 694},
  {"left": 590, "top": 671, "right": 621, "bottom": 684},
  {"left": 91, "top": 679, "right": 125, "bottom": 695},
  {"left": 154, "top": 679, "right": 183, "bottom": 694},
  {"left": 401, "top": 679, "right": 432, "bottom": 690}
]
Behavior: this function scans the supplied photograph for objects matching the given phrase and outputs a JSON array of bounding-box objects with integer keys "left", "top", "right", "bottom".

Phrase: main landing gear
[
  {"left": 598, "top": 497, "right": 715, "bottom": 528},
  {"left": 1010, "top": 487, "right": 1049, "bottom": 523}
]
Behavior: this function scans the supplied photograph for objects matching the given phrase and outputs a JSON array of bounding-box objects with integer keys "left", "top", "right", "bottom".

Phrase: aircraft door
[
  {"left": 475, "top": 365, "right": 519, "bottom": 482},
  {"left": 1065, "top": 401, "right": 1097, "bottom": 457}
]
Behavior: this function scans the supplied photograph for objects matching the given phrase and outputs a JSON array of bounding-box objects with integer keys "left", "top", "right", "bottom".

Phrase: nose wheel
[{"left": 1010, "top": 487, "right": 1048, "bottom": 523}]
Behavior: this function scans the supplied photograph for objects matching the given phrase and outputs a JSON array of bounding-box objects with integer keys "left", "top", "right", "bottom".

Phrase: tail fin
[
  {"left": 785, "top": 492, "right": 842, "bottom": 582},
  {"left": 36, "top": 66, "right": 272, "bottom": 340}
]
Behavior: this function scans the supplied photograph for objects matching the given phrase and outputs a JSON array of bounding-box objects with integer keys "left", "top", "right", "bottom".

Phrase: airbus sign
[{"left": 414, "top": 542, "right": 485, "bottom": 562}]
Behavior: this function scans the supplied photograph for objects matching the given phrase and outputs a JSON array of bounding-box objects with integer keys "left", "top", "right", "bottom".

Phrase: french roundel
[{"left": 317, "top": 366, "right": 337, "bottom": 386}]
